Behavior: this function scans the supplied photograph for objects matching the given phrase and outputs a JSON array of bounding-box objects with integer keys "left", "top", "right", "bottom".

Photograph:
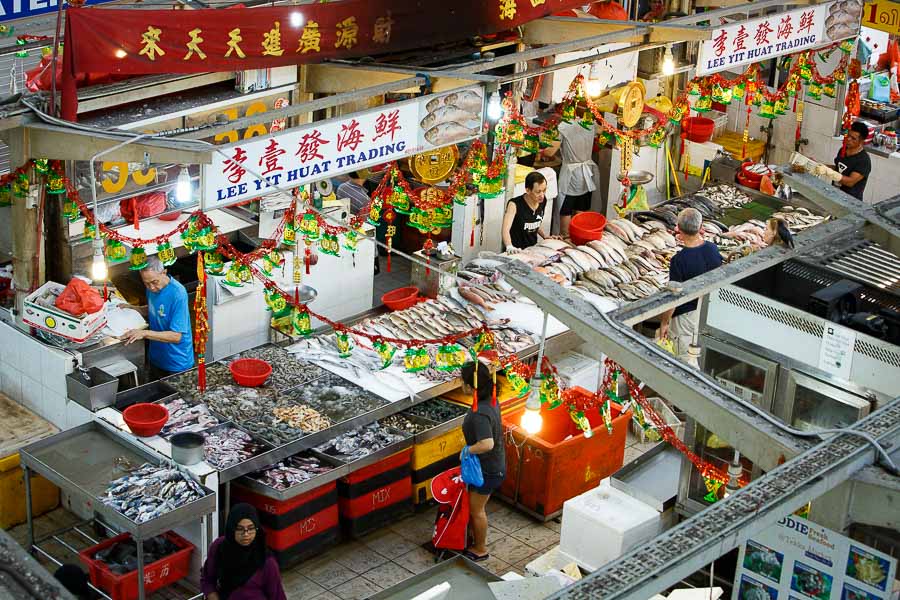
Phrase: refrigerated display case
[
  {"left": 699, "top": 335, "right": 779, "bottom": 412},
  {"left": 776, "top": 369, "right": 873, "bottom": 432}
]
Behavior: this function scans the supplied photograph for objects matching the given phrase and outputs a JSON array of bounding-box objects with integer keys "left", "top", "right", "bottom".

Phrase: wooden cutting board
[{"left": 0, "top": 393, "right": 58, "bottom": 458}]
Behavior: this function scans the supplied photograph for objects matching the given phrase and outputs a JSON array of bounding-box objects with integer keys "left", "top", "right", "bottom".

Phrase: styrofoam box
[
  {"left": 684, "top": 139, "right": 724, "bottom": 177},
  {"left": 559, "top": 479, "right": 665, "bottom": 572},
  {"left": 23, "top": 282, "right": 107, "bottom": 343},
  {"left": 551, "top": 351, "right": 601, "bottom": 391}
]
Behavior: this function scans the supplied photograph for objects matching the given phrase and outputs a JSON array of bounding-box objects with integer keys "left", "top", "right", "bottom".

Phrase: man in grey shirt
[{"left": 337, "top": 171, "right": 370, "bottom": 216}]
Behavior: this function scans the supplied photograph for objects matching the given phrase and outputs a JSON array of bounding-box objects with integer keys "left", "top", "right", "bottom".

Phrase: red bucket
[
  {"left": 683, "top": 117, "right": 715, "bottom": 143},
  {"left": 569, "top": 211, "right": 607, "bottom": 246},
  {"left": 122, "top": 403, "right": 169, "bottom": 437},
  {"left": 381, "top": 286, "right": 422, "bottom": 311},
  {"left": 230, "top": 358, "right": 273, "bottom": 387}
]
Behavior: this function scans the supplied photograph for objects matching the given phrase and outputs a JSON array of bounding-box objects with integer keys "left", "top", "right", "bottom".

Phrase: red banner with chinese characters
[{"left": 61, "top": 0, "right": 587, "bottom": 120}]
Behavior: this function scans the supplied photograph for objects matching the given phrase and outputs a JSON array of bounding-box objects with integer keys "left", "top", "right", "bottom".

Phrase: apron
[{"left": 557, "top": 121, "right": 602, "bottom": 210}]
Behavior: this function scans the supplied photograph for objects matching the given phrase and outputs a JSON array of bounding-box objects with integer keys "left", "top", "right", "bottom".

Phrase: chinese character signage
[
  {"left": 862, "top": 0, "right": 900, "bottom": 35},
  {"left": 203, "top": 86, "right": 485, "bottom": 209},
  {"left": 61, "top": 0, "right": 589, "bottom": 120},
  {"left": 733, "top": 516, "right": 896, "bottom": 600},
  {"left": 697, "top": 2, "right": 857, "bottom": 76}
]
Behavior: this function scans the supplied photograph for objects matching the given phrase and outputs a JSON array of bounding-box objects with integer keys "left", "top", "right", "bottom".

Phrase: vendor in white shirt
[{"left": 540, "top": 110, "right": 601, "bottom": 238}]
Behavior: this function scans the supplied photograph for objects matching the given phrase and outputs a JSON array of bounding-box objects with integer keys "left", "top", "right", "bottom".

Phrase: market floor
[{"left": 5, "top": 436, "right": 658, "bottom": 599}]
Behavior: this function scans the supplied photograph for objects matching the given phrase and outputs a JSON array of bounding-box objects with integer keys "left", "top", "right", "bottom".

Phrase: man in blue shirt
[
  {"left": 122, "top": 256, "right": 195, "bottom": 379},
  {"left": 658, "top": 208, "right": 722, "bottom": 362}
]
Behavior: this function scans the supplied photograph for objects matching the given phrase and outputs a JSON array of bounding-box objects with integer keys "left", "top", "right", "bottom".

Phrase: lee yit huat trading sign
[
  {"left": 697, "top": 2, "right": 860, "bottom": 76},
  {"left": 61, "top": 0, "right": 589, "bottom": 120},
  {"left": 203, "top": 87, "right": 485, "bottom": 209}
]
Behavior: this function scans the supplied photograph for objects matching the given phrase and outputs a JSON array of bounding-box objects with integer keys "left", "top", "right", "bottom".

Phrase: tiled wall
[{"left": 0, "top": 321, "right": 91, "bottom": 429}]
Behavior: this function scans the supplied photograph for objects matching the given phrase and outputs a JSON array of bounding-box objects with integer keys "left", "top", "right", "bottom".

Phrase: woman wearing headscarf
[
  {"left": 459, "top": 358, "right": 506, "bottom": 562},
  {"left": 201, "top": 503, "right": 286, "bottom": 600}
]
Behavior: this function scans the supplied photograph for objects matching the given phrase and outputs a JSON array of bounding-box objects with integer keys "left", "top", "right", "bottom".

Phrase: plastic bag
[
  {"left": 54, "top": 279, "right": 104, "bottom": 316},
  {"left": 459, "top": 446, "right": 484, "bottom": 487},
  {"left": 120, "top": 191, "right": 168, "bottom": 223},
  {"left": 656, "top": 336, "right": 675, "bottom": 354}
]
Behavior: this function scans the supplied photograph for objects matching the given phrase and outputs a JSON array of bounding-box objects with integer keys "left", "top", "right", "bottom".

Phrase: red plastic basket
[
  {"left": 683, "top": 116, "right": 715, "bottom": 143},
  {"left": 78, "top": 531, "right": 194, "bottom": 600},
  {"left": 122, "top": 403, "right": 169, "bottom": 437},
  {"left": 569, "top": 211, "right": 607, "bottom": 246},
  {"left": 230, "top": 358, "right": 273, "bottom": 387},
  {"left": 381, "top": 287, "right": 422, "bottom": 311}
]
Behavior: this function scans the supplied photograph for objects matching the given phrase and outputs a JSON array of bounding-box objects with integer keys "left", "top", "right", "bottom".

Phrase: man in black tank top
[{"left": 502, "top": 171, "right": 556, "bottom": 251}]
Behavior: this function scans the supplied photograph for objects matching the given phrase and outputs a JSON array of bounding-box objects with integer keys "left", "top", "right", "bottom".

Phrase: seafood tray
[
  {"left": 202, "top": 424, "right": 272, "bottom": 470},
  {"left": 405, "top": 398, "right": 468, "bottom": 423},
  {"left": 379, "top": 412, "right": 436, "bottom": 435},
  {"left": 163, "top": 362, "right": 234, "bottom": 402},
  {"left": 228, "top": 345, "right": 328, "bottom": 392},
  {"left": 279, "top": 373, "right": 389, "bottom": 424},
  {"left": 237, "top": 452, "right": 348, "bottom": 501},
  {"left": 313, "top": 422, "right": 413, "bottom": 471},
  {"left": 156, "top": 398, "right": 222, "bottom": 438},
  {"left": 19, "top": 421, "right": 215, "bottom": 538}
]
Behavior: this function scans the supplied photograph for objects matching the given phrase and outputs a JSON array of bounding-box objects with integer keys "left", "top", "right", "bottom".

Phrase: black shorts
[
  {"left": 560, "top": 192, "right": 592, "bottom": 216},
  {"left": 469, "top": 472, "right": 506, "bottom": 496}
]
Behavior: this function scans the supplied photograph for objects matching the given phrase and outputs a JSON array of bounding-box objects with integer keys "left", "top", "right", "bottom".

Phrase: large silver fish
[
  {"left": 420, "top": 105, "right": 479, "bottom": 130},
  {"left": 438, "top": 90, "right": 483, "bottom": 113},
  {"left": 424, "top": 122, "right": 481, "bottom": 146}
]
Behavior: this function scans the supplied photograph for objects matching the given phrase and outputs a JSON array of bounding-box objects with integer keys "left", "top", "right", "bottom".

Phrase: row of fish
[
  {"left": 315, "top": 422, "right": 410, "bottom": 462},
  {"left": 203, "top": 426, "right": 267, "bottom": 470},
  {"left": 103, "top": 463, "right": 207, "bottom": 523},
  {"left": 247, "top": 454, "right": 335, "bottom": 491}
]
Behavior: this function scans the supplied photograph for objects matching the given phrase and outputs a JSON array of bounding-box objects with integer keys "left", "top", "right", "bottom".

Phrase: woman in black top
[{"left": 460, "top": 360, "right": 506, "bottom": 562}]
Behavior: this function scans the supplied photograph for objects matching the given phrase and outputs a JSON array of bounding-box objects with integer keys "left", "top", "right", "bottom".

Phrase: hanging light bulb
[
  {"left": 520, "top": 389, "right": 543, "bottom": 434},
  {"left": 290, "top": 11, "right": 304, "bottom": 28},
  {"left": 585, "top": 78, "right": 604, "bottom": 97},
  {"left": 175, "top": 166, "right": 192, "bottom": 205},
  {"left": 486, "top": 92, "right": 503, "bottom": 121},
  {"left": 722, "top": 450, "right": 743, "bottom": 498},
  {"left": 662, "top": 45, "right": 676, "bottom": 77},
  {"left": 91, "top": 238, "right": 107, "bottom": 282}
]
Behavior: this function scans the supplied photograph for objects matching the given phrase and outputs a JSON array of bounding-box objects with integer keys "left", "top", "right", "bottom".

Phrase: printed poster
[{"left": 734, "top": 516, "right": 896, "bottom": 600}]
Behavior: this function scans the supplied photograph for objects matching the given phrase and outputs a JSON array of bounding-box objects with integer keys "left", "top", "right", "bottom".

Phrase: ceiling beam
[
  {"left": 522, "top": 18, "right": 647, "bottom": 45},
  {"left": 611, "top": 216, "right": 864, "bottom": 326},
  {"left": 303, "top": 64, "right": 479, "bottom": 95},
  {"left": 499, "top": 260, "right": 812, "bottom": 471},
  {"left": 21, "top": 123, "right": 213, "bottom": 164}
]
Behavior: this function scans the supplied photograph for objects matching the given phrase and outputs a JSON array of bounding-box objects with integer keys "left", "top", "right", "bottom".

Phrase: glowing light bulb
[
  {"left": 175, "top": 166, "right": 191, "bottom": 204},
  {"left": 115, "top": 49, "right": 127, "bottom": 59},
  {"left": 662, "top": 45, "right": 675, "bottom": 77},
  {"left": 585, "top": 79, "right": 604, "bottom": 97},
  {"left": 290, "top": 12, "right": 304, "bottom": 28},
  {"left": 91, "top": 242, "right": 107, "bottom": 282},
  {"left": 487, "top": 92, "right": 503, "bottom": 121},
  {"left": 521, "top": 408, "right": 543, "bottom": 434}
]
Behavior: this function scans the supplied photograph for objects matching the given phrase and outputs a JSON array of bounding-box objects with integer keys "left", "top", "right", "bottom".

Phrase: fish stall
[{"left": 18, "top": 420, "right": 216, "bottom": 600}]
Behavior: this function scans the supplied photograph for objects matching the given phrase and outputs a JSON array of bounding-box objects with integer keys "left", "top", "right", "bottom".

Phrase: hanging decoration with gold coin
[{"left": 157, "top": 241, "right": 177, "bottom": 267}]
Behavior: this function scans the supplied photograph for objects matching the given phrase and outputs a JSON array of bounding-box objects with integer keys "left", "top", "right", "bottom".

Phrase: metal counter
[
  {"left": 19, "top": 420, "right": 216, "bottom": 600},
  {"left": 369, "top": 555, "right": 502, "bottom": 600}
]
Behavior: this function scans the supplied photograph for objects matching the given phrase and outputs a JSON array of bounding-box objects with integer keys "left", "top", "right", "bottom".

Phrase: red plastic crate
[
  {"left": 232, "top": 480, "right": 336, "bottom": 517},
  {"left": 338, "top": 476, "right": 412, "bottom": 520},
  {"left": 77, "top": 531, "right": 194, "bottom": 600},
  {"left": 499, "top": 387, "right": 632, "bottom": 517},
  {"left": 264, "top": 505, "right": 340, "bottom": 551},
  {"left": 341, "top": 449, "right": 411, "bottom": 484}
]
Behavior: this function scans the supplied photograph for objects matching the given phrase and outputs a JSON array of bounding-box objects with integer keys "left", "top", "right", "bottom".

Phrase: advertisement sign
[
  {"left": 0, "top": 0, "right": 115, "bottom": 23},
  {"left": 697, "top": 2, "right": 859, "bottom": 75},
  {"left": 203, "top": 86, "right": 484, "bottom": 209},
  {"left": 862, "top": 0, "right": 900, "bottom": 35},
  {"left": 733, "top": 516, "right": 896, "bottom": 600}
]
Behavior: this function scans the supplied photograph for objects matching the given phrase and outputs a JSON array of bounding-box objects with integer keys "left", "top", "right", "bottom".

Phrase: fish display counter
[
  {"left": 502, "top": 183, "right": 829, "bottom": 311},
  {"left": 18, "top": 420, "right": 216, "bottom": 600}
]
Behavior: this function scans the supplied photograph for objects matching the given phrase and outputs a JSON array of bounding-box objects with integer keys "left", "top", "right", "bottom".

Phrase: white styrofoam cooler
[
  {"left": 551, "top": 351, "right": 601, "bottom": 391},
  {"left": 559, "top": 479, "right": 665, "bottom": 572},
  {"left": 23, "top": 281, "right": 107, "bottom": 343}
]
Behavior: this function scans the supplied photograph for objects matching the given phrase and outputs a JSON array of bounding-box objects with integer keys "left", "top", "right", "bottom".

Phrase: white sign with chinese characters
[
  {"left": 202, "top": 86, "right": 485, "bottom": 209},
  {"left": 697, "top": 3, "right": 842, "bottom": 76}
]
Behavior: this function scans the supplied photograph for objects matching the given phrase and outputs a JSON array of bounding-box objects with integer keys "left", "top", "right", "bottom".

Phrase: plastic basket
[
  {"left": 78, "top": 531, "right": 194, "bottom": 600},
  {"left": 122, "top": 403, "right": 169, "bottom": 437},
  {"left": 229, "top": 358, "right": 273, "bottom": 387}
]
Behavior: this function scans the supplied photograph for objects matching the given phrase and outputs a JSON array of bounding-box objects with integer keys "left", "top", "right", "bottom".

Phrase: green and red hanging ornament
[
  {"left": 435, "top": 344, "right": 467, "bottom": 371},
  {"left": 335, "top": 330, "right": 353, "bottom": 358},
  {"left": 260, "top": 248, "right": 284, "bottom": 276},
  {"left": 157, "top": 241, "right": 177, "bottom": 267},
  {"left": 384, "top": 208, "right": 396, "bottom": 273},
  {"left": 203, "top": 250, "right": 224, "bottom": 274},
  {"left": 291, "top": 305, "right": 312, "bottom": 337},
  {"left": 373, "top": 339, "right": 396, "bottom": 369},
  {"left": 128, "top": 246, "right": 149, "bottom": 271},
  {"left": 106, "top": 239, "right": 128, "bottom": 263},
  {"left": 403, "top": 347, "right": 430, "bottom": 372}
]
